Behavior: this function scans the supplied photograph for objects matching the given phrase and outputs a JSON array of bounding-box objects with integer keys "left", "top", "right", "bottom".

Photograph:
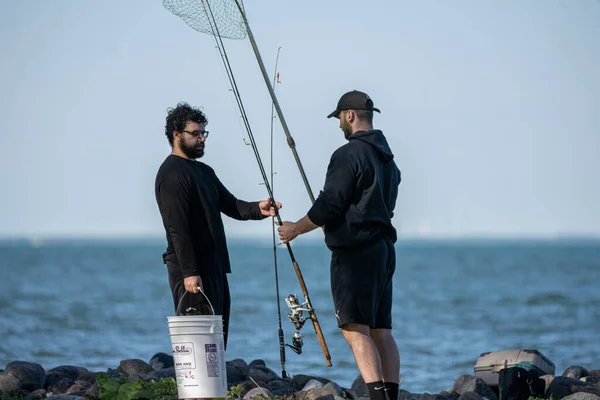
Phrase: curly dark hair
[{"left": 164, "top": 102, "right": 208, "bottom": 145}]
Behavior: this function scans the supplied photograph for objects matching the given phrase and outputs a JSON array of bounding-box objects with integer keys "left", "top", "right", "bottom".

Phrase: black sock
[
  {"left": 366, "top": 381, "right": 387, "bottom": 400},
  {"left": 384, "top": 381, "right": 399, "bottom": 400}
]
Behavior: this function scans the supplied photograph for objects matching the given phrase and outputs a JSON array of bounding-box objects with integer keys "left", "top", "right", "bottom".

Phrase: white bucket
[{"left": 167, "top": 291, "right": 227, "bottom": 399}]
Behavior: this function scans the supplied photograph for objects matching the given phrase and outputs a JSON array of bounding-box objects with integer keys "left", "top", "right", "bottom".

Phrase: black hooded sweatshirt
[{"left": 307, "top": 130, "right": 401, "bottom": 250}]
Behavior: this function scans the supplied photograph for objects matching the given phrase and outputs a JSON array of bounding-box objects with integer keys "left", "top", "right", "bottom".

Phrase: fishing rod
[
  {"left": 231, "top": 0, "right": 316, "bottom": 204},
  {"left": 195, "top": 0, "right": 332, "bottom": 368},
  {"left": 269, "top": 46, "right": 290, "bottom": 379}
]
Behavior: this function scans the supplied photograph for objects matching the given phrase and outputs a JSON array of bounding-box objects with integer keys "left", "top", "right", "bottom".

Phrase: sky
[{"left": 0, "top": 0, "right": 599, "bottom": 240}]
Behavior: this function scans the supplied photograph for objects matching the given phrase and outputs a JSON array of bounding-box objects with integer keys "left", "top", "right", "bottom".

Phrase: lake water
[{"left": 1, "top": 237, "right": 598, "bottom": 393}]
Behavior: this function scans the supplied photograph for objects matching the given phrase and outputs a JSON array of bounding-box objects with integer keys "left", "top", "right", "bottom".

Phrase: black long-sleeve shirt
[
  {"left": 307, "top": 130, "right": 401, "bottom": 250},
  {"left": 155, "top": 155, "right": 266, "bottom": 278}
]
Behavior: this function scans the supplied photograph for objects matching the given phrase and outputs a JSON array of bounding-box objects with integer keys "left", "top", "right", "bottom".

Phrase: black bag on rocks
[{"left": 498, "top": 367, "right": 545, "bottom": 400}]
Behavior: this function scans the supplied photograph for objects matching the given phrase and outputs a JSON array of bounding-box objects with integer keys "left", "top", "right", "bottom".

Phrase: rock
[
  {"left": 236, "top": 380, "right": 260, "bottom": 397},
  {"left": 227, "top": 363, "right": 247, "bottom": 384},
  {"left": 145, "top": 367, "right": 175, "bottom": 381},
  {"left": 292, "top": 374, "right": 331, "bottom": 391},
  {"left": 77, "top": 371, "right": 101, "bottom": 384},
  {"left": 450, "top": 375, "right": 497, "bottom": 400},
  {"left": 105, "top": 368, "right": 121, "bottom": 379},
  {"left": 266, "top": 378, "right": 293, "bottom": 396},
  {"left": 248, "top": 359, "right": 266, "bottom": 368},
  {"left": 117, "top": 359, "right": 154, "bottom": 377},
  {"left": 26, "top": 388, "right": 48, "bottom": 400},
  {"left": 323, "top": 381, "right": 344, "bottom": 397},
  {"left": 246, "top": 365, "right": 279, "bottom": 383},
  {"left": 458, "top": 392, "right": 484, "bottom": 400},
  {"left": 546, "top": 376, "right": 600, "bottom": 400},
  {"left": 85, "top": 382, "right": 100, "bottom": 399},
  {"left": 541, "top": 374, "right": 556, "bottom": 392},
  {"left": 48, "top": 377, "right": 75, "bottom": 394},
  {"left": 440, "top": 390, "right": 458, "bottom": 399},
  {"left": 585, "top": 371, "right": 600, "bottom": 385},
  {"left": 351, "top": 375, "right": 369, "bottom": 398},
  {"left": 66, "top": 380, "right": 92, "bottom": 394},
  {"left": 149, "top": 352, "right": 174, "bottom": 370},
  {"left": 5, "top": 361, "right": 46, "bottom": 391},
  {"left": 562, "top": 394, "right": 600, "bottom": 400},
  {"left": 401, "top": 394, "right": 444, "bottom": 400},
  {"left": 565, "top": 366, "right": 590, "bottom": 380},
  {"left": 46, "top": 395, "right": 81, "bottom": 400},
  {"left": 45, "top": 366, "right": 88, "bottom": 389},
  {"left": 304, "top": 388, "right": 336, "bottom": 400},
  {"left": 302, "top": 379, "right": 326, "bottom": 391},
  {"left": 243, "top": 387, "right": 273, "bottom": 400},
  {"left": 228, "top": 358, "right": 249, "bottom": 371},
  {"left": 0, "top": 374, "right": 22, "bottom": 394}
]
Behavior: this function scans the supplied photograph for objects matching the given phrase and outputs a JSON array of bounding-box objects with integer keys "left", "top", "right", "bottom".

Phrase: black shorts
[
  {"left": 330, "top": 238, "right": 396, "bottom": 329},
  {"left": 166, "top": 262, "right": 231, "bottom": 349}
]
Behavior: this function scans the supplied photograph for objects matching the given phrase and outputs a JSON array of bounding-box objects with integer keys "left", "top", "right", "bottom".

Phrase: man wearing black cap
[{"left": 277, "top": 90, "right": 401, "bottom": 400}]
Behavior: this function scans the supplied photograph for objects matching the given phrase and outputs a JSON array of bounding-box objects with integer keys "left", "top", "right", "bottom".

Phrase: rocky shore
[{"left": 1, "top": 353, "right": 600, "bottom": 400}]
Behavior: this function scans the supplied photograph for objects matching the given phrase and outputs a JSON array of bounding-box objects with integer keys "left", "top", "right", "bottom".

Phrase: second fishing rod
[{"left": 201, "top": 0, "right": 332, "bottom": 368}]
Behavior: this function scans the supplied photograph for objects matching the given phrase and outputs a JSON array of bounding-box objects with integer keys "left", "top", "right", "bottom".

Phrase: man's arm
[
  {"left": 277, "top": 148, "right": 356, "bottom": 243},
  {"left": 158, "top": 173, "right": 200, "bottom": 279},
  {"left": 276, "top": 215, "right": 319, "bottom": 244},
  {"left": 306, "top": 148, "right": 357, "bottom": 227},
  {"left": 214, "top": 172, "right": 280, "bottom": 220}
]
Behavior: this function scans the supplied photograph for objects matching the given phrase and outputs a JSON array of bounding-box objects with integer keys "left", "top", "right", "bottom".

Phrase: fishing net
[{"left": 163, "top": 0, "right": 247, "bottom": 40}]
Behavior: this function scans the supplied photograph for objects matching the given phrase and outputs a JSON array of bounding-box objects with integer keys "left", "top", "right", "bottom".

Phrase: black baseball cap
[{"left": 327, "top": 90, "right": 381, "bottom": 119}]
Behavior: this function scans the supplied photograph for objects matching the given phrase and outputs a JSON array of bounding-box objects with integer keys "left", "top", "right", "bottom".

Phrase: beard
[
  {"left": 179, "top": 137, "right": 204, "bottom": 159},
  {"left": 341, "top": 119, "right": 353, "bottom": 140}
]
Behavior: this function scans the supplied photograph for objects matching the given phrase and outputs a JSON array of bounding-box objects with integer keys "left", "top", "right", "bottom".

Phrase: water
[{"left": 1, "top": 237, "right": 599, "bottom": 393}]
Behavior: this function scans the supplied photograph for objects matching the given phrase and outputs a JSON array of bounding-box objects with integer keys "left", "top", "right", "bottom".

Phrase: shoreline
[{"left": 1, "top": 353, "right": 599, "bottom": 400}]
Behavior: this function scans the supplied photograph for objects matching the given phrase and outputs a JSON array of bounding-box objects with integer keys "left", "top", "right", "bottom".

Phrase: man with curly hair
[{"left": 155, "top": 102, "right": 281, "bottom": 351}]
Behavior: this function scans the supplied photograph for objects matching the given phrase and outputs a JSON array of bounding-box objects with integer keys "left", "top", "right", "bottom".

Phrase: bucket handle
[{"left": 176, "top": 287, "right": 216, "bottom": 316}]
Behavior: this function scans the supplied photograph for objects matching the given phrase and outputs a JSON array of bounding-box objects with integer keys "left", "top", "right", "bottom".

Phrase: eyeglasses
[{"left": 181, "top": 130, "right": 209, "bottom": 139}]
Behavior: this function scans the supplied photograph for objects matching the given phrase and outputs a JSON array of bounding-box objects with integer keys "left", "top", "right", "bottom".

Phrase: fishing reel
[
  {"left": 284, "top": 294, "right": 312, "bottom": 355},
  {"left": 285, "top": 294, "right": 311, "bottom": 330},
  {"left": 286, "top": 331, "right": 303, "bottom": 355}
]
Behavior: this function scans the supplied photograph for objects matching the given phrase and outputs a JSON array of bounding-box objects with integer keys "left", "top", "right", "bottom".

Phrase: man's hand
[
  {"left": 184, "top": 275, "right": 203, "bottom": 293},
  {"left": 276, "top": 221, "right": 299, "bottom": 244},
  {"left": 259, "top": 198, "right": 282, "bottom": 217}
]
